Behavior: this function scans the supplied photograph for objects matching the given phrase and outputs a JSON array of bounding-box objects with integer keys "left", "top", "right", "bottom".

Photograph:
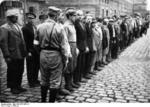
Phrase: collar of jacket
[
  {"left": 45, "top": 18, "right": 56, "bottom": 24},
  {"left": 65, "top": 20, "right": 74, "bottom": 25}
]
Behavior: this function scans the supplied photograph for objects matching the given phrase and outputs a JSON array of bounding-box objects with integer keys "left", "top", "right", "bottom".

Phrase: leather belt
[{"left": 41, "top": 47, "right": 60, "bottom": 52}]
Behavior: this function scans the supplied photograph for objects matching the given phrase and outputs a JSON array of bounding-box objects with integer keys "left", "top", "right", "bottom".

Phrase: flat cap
[
  {"left": 65, "top": 7, "right": 76, "bottom": 15},
  {"left": 48, "top": 6, "right": 61, "bottom": 12},
  {"left": 76, "top": 10, "right": 84, "bottom": 15},
  {"left": 6, "top": 9, "right": 18, "bottom": 17},
  {"left": 104, "top": 18, "right": 109, "bottom": 22},
  {"left": 109, "top": 19, "right": 114, "bottom": 22}
]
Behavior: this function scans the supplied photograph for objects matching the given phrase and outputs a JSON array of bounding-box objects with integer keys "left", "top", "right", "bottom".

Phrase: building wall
[
  {"left": 0, "top": 1, "right": 23, "bottom": 26},
  {"left": 133, "top": 0, "right": 148, "bottom": 16},
  {"left": 45, "top": 0, "right": 133, "bottom": 17}
]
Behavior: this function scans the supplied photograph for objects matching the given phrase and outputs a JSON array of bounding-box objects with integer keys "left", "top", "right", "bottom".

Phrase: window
[
  {"left": 106, "top": 10, "right": 108, "bottom": 16},
  {"left": 29, "top": 6, "right": 35, "bottom": 13},
  {"left": 102, "top": 9, "right": 105, "bottom": 17}
]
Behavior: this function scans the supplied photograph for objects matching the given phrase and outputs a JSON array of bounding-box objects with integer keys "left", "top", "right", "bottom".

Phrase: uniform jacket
[
  {"left": 75, "top": 20, "right": 88, "bottom": 52},
  {"left": 0, "top": 23, "right": 27, "bottom": 59},
  {"left": 36, "top": 18, "right": 69, "bottom": 59}
]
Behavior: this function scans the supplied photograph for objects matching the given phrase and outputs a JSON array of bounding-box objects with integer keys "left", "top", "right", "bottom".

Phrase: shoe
[
  {"left": 80, "top": 79, "right": 87, "bottom": 83},
  {"left": 29, "top": 83, "right": 41, "bottom": 88},
  {"left": 83, "top": 75, "right": 92, "bottom": 79},
  {"left": 102, "top": 62, "right": 108, "bottom": 65},
  {"left": 35, "top": 80, "right": 40, "bottom": 84},
  {"left": 59, "top": 88, "right": 71, "bottom": 96},
  {"left": 74, "top": 82, "right": 81, "bottom": 87},
  {"left": 11, "top": 88, "right": 21, "bottom": 94},
  {"left": 65, "top": 86, "right": 75, "bottom": 92},
  {"left": 18, "top": 87, "right": 27, "bottom": 92},
  {"left": 88, "top": 71, "right": 96, "bottom": 75},
  {"left": 72, "top": 83, "right": 80, "bottom": 88}
]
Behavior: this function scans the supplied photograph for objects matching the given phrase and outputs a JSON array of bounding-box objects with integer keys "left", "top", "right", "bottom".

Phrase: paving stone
[
  {"left": 85, "top": 98, "right": 97, "bottom": 103},
  {"left": 98, "top": 93, "right": 108, "bottom": 96},
  {"left": 66, "top": 99, "right": 80, "bottom": 103},
  {"left": 115, "top": 96, "right": 124, "bottom": 99},
  {"left": 75, "top": 97, "right": 85, "bottom": 101},
  {"left": 91, "top": 95, "right": 102, "bottom": 100},
  {"left": 97, "top": 100, "right": 109, "bottom": 103},
  {"left": 137, "top": 99, "right": 149, "bottom": 102},
  {"left": 115, "top": 99, "right": 127, "bottom": 103},
  {"left": 16, "top": 96, "right": 27, "bottom": 100},
  {"left": 136, "top": 96, "right": 145, "bottom": 99},
  {"left": 125, "top": 97, "right": 137, "bottom": 101},
  {"left": 102, "top": 97, "right": 114, "bottom": 101},
  {"left": 129, "top": 101, "right": 140, "bottom": 103},
  {"left": 65, "top": 95, "right": 76, "bottom": 100},
  {"left": 81, "top": 94, "right": 91, "bottom": 98}
]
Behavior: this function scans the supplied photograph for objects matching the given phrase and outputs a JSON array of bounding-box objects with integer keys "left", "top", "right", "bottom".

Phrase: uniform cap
[{"left": 26, "top": 13, "right": 36, "bottom": 19}]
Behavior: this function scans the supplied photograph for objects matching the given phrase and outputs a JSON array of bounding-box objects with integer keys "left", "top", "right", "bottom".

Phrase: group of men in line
[{"left": 0, "top": 6, "right": 149, "bottom": 103}]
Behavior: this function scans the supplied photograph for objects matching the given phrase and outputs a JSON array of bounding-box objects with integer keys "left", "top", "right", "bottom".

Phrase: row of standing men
[{"left": 0, "top": 7, "right": 149, "bottom": 102}]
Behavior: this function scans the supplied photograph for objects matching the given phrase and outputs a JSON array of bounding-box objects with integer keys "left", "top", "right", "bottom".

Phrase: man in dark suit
[
  {"left": 0, "top": 9, "right": 27, "bottom": 94},
  {"left": 22, "top": 13, "right": 40, "bottom": 88},
  {"left": 85, "top": 15, "right": 98, "bottom": 75},
  {"left": 74, "top": 10, "right": 90, "bottom": 85}
]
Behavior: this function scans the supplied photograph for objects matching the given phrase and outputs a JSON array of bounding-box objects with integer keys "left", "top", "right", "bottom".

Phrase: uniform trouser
[
  {"left": 26, "top": 53, "right": 40, "bottom": 85},
  {"left": 86, "top": 52, "right": 97, "bottom": 73},
  {"left": 74, "top": 52, "right": 86, "bottom": 83},
  {"left": 40, "top": 50, "right": 63, "bottom": 89},
  {"left": 0, "top": 49, "right": 3, "bottom": 94},
  {"left": 7, "top": 59, "right": 24, "bottom": 89}
]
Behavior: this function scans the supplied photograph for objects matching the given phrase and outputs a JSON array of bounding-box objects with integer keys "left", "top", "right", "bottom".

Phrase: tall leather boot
[
  {"left": 49, "top": 88, "right": 58, "bottom": 103},
  {"left": 41, "top": 86, "right": 48, "bottom": 102}
]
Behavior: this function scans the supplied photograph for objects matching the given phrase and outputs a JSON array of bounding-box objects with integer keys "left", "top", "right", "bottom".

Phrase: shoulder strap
[
  {"left": 49, "top": 23, "right": 55, "bottom": 45},
  {"left": 45, "top": 23, "right": 55, "bottom": 47}
]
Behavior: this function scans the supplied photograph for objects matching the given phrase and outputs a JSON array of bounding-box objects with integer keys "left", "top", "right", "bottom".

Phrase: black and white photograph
[{"left": 0, "top": 0, "right": 150, "bottom": 105}]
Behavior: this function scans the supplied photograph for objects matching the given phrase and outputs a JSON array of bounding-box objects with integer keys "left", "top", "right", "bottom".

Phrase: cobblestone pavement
[{"left": 1, "top": 31, "right": 150, "bottom": 103}]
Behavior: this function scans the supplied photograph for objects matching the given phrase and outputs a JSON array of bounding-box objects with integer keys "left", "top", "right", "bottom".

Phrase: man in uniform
[
  {"left": 0, "top": 9, "right": 27, "bottom": 94},
  {"left": 35, "top": 6, "right": 69, "bottom": 102},
  {"left": 22, "top": 13, "right": 40, "bottom": 88}
]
